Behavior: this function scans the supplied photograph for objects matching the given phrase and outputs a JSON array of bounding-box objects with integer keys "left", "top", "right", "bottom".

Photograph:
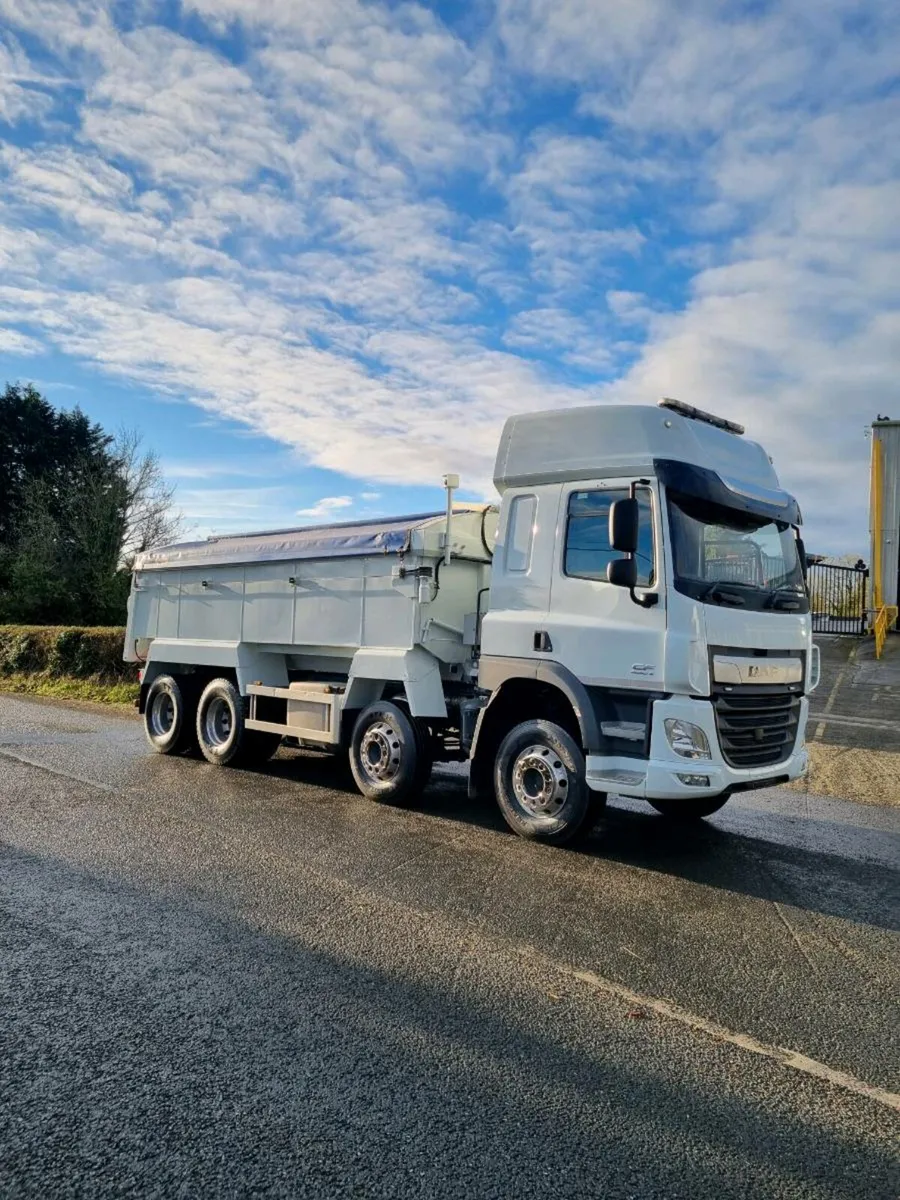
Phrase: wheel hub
[
  {"left": 360, "top": 721, "right": 402, "bottom": 783},
  {"left": 149, "top": 692, "right": 175, "bottom": 738},
  {"left": 511, "top": 745, "right": 569, "bottom": 818},
  {"left": 204, "top": 697, "right": 233, "bottom": 748}
]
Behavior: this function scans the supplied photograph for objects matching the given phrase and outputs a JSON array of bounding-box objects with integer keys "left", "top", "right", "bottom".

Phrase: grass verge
[{"left": 0, "top": 672, "right": 139, "bottom": 706}]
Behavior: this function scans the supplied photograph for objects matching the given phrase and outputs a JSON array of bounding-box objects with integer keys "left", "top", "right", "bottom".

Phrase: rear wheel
[
  {"left": 196, "top": 678, "right": 281, "bottom": 767},
  {"left": 494, "top": 719, "right": 603, "bottom": 845},
  {"left": 349, "top": 701, "right": 427, "bottom": 805},
  {"left": 412, "top": 718, "right": 435, "bottom": 793},
  {"left": 647, "top": 795, "right": 730, "bottom": 820},
  {"left": 144, "top": 675, "right": 198, "bottom": 756}
]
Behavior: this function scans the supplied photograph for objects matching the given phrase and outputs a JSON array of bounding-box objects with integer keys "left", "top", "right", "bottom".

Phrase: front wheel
[
  {"left": 494, "top": 720, "right": 603, "bottom": 845},
  {"left": 647, "top": 794, "right": 730, "bottom": 820}
]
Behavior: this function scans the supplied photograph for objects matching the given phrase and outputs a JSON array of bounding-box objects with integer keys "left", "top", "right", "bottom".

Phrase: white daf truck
[{"left": 126, "top": 399, "right": 817, "bottom": 845}]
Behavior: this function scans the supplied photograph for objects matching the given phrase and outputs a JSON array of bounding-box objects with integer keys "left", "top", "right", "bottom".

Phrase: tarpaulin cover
[{"left": 134, "top": 511, "right": 453, "bottom": 572}]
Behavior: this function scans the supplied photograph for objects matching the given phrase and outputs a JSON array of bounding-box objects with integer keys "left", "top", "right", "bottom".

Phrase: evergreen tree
[{"left": 0, "top": 383, "right": 180, "bottom": 625}]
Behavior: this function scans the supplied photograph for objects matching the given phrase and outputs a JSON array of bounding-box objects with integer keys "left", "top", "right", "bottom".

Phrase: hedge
[{"left": 0, "top": 626, "right": 131, "bottom": 681}]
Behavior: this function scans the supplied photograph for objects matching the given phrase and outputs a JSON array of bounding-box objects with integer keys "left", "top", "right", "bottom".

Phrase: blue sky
[{"left": 1, "top": 0, "right": 898, "bottom": 553}]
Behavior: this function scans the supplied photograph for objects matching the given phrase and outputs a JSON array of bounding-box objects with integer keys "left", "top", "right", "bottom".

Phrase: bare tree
[{"left": 113, "top": 429, "right": 183, "bottom": 566}]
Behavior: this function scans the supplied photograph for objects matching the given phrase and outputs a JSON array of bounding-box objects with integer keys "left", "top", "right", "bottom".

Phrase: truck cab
[{"left": 474, "top": 400, "right": 815, "bottom": 838}]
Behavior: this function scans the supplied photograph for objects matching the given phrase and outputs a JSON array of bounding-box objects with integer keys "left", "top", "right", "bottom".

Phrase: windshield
[{"left": 667, "top": 490, "right": 808, "bottom": 612}]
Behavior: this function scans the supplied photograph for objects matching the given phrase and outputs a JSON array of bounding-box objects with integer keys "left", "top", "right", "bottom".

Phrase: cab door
[{"left": 543, "top": 480, "right": 667, "bottom": 690}]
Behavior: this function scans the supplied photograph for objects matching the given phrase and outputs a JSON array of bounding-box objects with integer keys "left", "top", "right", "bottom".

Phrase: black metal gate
[{"left": 807, "top": 559, "right": 869, "bottom": 635}]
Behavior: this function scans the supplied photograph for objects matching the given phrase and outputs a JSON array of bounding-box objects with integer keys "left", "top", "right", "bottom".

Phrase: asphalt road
[{"left": 0, "top": 694, "right": 898, "bottom": 1200}]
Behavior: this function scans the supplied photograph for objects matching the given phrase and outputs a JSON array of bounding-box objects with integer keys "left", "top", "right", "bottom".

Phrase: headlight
[{"left": 664, "top": 718, "right": 711, "bottom": 759}]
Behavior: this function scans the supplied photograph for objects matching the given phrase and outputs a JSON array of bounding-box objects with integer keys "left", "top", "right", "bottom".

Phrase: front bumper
[{"left": 585, "top": 695, "right": 809, "bottom": 800}]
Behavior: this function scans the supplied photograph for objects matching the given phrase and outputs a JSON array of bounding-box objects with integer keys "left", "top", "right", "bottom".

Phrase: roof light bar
[{"left": 659, "top": 397, "right": 745, "bottom": 436}]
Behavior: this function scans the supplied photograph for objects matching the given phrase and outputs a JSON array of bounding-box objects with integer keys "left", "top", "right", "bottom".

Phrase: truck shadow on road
[
  {"left": 256, "top": 751, "right": 900, "bottom": 936},
  {"left": 2, "top": 840, "right": 897, "bottom": 1200}
]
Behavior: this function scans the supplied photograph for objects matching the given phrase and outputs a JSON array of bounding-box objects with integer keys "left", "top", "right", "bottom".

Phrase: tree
[
  {"left": 0, "top": 383, "right": 113, "bottom": 556},
  {"left": 112, "top": 429, "right": 183, "bottom": 568},
  {"left": 0, "top": 383, "right": 181, "bottom": 625}
]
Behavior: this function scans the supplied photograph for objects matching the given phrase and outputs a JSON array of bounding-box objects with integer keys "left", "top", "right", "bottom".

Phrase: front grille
[{"left": 712, "top": 686, "right": 801, "bottom": 769}]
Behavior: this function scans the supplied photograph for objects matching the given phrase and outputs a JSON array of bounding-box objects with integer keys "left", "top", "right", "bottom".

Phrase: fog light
[
  {"left": 676, "top": 773, "right": 711, "bottom": 787},
  {"left": 664, "top": 718, "right": 711, "bottom": 759}
]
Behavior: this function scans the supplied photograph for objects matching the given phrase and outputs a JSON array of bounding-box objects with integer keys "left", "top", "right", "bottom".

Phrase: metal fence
[{"left": 807, "top": 560, "right": 869, "bottom": 636}]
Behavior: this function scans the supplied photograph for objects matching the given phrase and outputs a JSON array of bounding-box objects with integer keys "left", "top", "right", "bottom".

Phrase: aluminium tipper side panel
[
  {"left": 360, "top": 557, "right": 417, "bottom": 650},
  {"left": 243, "top": 563, "right": 295, "bottom": 644},
  {"left": 131, "top": 552, "right": 423, "bottom": 655},
  {"left": 131, "top": 571, "right": 161, "bottom": 640},
  {"left": 293, "top": 556, "right": 366, "bottom": 650},
  {"left": 179, "top": 568, "right": 244, "bottom": 642},
  {"left": 158, "top": 572, "right": 181, "bottom": 639}
]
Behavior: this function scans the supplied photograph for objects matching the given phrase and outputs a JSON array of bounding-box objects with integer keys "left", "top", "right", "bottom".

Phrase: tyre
[
  {"left": 349, "top": 701, "right": 426, "bottom": 805},
  {"left": 494, "top": 719, "right": 602, "bottom": 845},
  {"left": 195, "top": 678, "right": 281, "bottom": 767},
  {"left": 144, "top": 674, "right": 198, "bottom": 756},
  {"left": 412, "top": 719, "right": 434, "bottom": 794},
  {"left": 647, "top": 794, "right": 730, "bottom": 820}
]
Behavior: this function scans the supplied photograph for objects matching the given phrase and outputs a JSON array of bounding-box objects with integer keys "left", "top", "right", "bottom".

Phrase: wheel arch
[
  {"left": 345, "top": 647, "right": 447, "bottom": 719},
  {"left": 139, "top": 641, "right": 288, "bottom": 712},
  {"left": 469, "top": 658, "right": 601, "bottom": 798}
]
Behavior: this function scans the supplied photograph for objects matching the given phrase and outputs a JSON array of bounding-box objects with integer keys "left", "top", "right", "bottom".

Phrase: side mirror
[
  {"left": 796, "top": 536, "right": 808, "bottom": 580},
  {"left": 607, "top": 557, "right": 638, "bottom": 589},
  {"left": 609, "top": 498, "right": 639, "bottom": 554}
]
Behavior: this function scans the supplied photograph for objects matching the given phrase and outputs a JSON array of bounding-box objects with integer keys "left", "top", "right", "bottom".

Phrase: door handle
[{"left": 533, "top": 630, "right": 553, "bottom": 653}]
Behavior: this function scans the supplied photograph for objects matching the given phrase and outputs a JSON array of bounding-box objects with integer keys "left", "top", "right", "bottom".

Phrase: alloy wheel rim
[
  {"left": 360, "top": 720, "right": 403, "bottom": 784},
  {"left": 511, "top": 744, "right": 569, "bottom": 818}
]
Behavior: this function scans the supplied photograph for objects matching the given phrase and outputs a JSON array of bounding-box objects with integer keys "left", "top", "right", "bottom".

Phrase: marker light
[{"left": 659, "top": 398, "right": 745, "bottom": 436}]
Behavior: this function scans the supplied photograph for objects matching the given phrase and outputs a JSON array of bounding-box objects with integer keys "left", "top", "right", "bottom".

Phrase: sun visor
[{"left": 654, "top": 459, "right": 802, "bottom": 525}]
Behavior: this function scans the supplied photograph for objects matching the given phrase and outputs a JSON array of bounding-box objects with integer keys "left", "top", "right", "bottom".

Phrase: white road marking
[
  {"left": 808, "top": 711, "right": 900, "bottom": 732},
  {"left": 0, "top": 747, "right": 117, "bottom": 793},
  {"left": 562, "top": 962, "right": 900, "bottom": 1114},
  {"left": 814, "top": 645, "right": 858, "bottom": 740}
]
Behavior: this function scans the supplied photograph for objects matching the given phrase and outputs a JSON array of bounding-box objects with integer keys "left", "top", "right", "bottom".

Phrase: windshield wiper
[
  {"left": 764, "top": 587, "right": 804, "bottom": 611},
  {"left": 698, "top": 582, "right": 746, "bottom": 607}
]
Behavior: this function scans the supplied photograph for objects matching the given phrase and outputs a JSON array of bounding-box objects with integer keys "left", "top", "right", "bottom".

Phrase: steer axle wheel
[
  {"left": 349, "top": 701, "right": 432, "bottom": 805},
  {"left": 494, "top": 719, "right": 603, "bottom": 845}
]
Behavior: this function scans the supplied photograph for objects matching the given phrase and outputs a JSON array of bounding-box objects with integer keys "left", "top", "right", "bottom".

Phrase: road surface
[{"left": 0, "top": 694, "right": 898, "bottom": 1199}]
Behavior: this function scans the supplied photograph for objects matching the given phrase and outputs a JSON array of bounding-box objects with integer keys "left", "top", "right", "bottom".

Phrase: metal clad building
[{"left": 870, "top": 418, "right": 900, "bottom": 614}]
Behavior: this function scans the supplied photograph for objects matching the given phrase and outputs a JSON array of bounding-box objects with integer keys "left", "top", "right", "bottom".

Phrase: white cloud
[
  {"left": 492, "top": 0, "right": 900, "bottom": 551},
  {"left": 296, "top": 495, "right": 354, "bottom": 522},
  {"left": 0, "top": 326, "right": 43, "bottom": 354},
  {"left": 0, "top": 30, "right": 59, "bottom": 124},
  {"left": 0, "top": 0, "right": 896, "bottom": 555}
]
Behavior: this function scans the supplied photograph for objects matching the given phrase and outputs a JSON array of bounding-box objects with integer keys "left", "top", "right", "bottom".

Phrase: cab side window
[
  {"left": 564, "top": 488, "right": 655, "bottom": 586},
  {"left": 505, "top": 494, "right": 536, "bottom": 573}
]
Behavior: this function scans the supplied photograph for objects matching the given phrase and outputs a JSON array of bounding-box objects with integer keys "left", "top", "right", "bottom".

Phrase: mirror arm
[{"left": 631, "top": 588, "right": 659, "bottom": 608}]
